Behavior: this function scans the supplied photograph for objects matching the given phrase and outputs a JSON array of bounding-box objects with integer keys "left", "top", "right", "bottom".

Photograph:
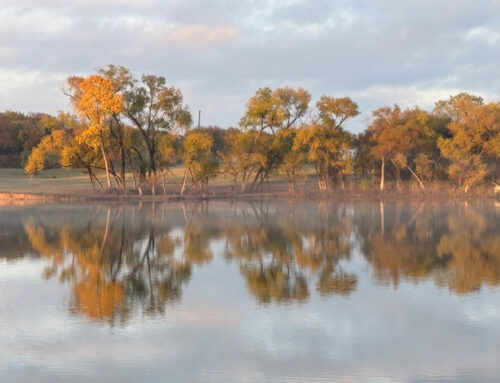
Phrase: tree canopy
[{"left": 7, "top": 66, "right": 499, "bottom": 195}]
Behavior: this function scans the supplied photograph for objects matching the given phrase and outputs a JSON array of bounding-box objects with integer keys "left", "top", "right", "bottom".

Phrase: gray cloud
[{"left": 0, "top": 0, "right": 499, "bottom": 131}]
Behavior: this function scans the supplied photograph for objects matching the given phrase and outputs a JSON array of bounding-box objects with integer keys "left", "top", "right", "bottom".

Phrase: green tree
[
  {"left": 236, "top": 87, "right": 311, "bottom": 192},
  {"left": 121, "top": 74, "right": 192, "bottom": 195}
]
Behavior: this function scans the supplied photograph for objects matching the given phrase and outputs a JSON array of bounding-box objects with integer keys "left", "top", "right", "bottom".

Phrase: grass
[
  {"left": 0, "top": 168, "right": 96, "bottom": 194},
  {"left": 2, "top": 167, "right": 496, "bottom": 202},
  {"left": 0, "top": 167, "right": 286, "bottom": 195}
]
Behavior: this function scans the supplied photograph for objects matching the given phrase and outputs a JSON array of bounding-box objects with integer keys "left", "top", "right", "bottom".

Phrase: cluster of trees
[
  {"left": 0, "top": 111, "right": 64, "bottom": 167},
  {"left": 25, "top": 66, "right": 192, "bottom": 195},
  {"left": 12, "top": 65, "right": 500, "bottom": 194},
  {"left": 3, "top": 201, "right": 499, "bottom": 323}
]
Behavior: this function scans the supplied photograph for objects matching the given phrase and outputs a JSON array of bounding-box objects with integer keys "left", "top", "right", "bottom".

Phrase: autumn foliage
[{"left": 15, "top": 66, "right": 500, "bottom": 195}]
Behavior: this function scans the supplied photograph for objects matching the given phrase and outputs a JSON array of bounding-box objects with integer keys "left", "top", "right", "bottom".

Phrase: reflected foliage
[
  {"left": 22, "top": 206, "right": 192, "bottom": 324},
  {"left": 223, "top": 203, "right": 356, "bottom": 302},
  {"left": 1, "top": 201, "right": 499, "bottom": 324},
  {"left": 357, "top": 203, "right": 500, "bottom": 294}
]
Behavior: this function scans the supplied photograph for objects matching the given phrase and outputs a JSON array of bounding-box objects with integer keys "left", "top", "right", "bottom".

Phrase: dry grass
[
  {"left": 0, "top": 167, "right": 288, "bottom": 195},
  {"left": 0, "top": 167, "right": 498, "bottom": 202},
  {"left": 0, "top": 168, "right": 95, "bottom": 194}
]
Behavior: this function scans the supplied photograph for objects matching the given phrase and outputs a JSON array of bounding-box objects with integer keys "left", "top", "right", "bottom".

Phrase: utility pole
[{"left": 198, "top": 110, "right": 201, "bottom": 129}]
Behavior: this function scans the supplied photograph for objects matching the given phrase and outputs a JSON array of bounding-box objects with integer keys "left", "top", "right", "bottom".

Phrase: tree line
[{"left": 2, "top": 64, "right": 499, "bottom": 194}]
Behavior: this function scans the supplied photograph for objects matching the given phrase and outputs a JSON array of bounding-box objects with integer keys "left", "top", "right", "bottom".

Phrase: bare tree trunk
[
  {"left": 100, "top": 137, "right": 111, "bottom": 189},
  {"left": 339, "top": 171, "right": 345, "bottom": 190},
  {"left": 380, "top": 202, "right": 385, "bottom": 235},
  {"left": 87, "top": 167, "right": 96, "bottom": 192},
  {"left": 316, "top": 164, "right": 326, "bottom": 192},
  {"left": 180, "top": 169, "right": 189, "bottom": 196},
  {"left": 109, "top": 156, "right": 124, "bottom": 190},
  {"left": 391, "top": 160, "right": 401, "bottom": 191},
  {"left": 128, "top": 154, "right": 138, "bottom": 191},
  {"left": 249, "top": 168, "right": 263, "bottom": 193},
  {"left": 380, "top": 157, "right": 385, "bottom": 191},
  {"left": 120, "top": 147, "right": 126, "bottom": 191},
  {"left": 240, "top": 170, "right": 247, "bottom": 193},
  {"left": 161, "top": 171, "right": 167, "bottom": 196},
  {"left": 406, "top": 165, "right": 425, "bottom": 190},
  {"left": 151, "top": 170, "right": 156, "bottom": 197},
  {"left": 288, "top": 172, "right": 295, "bottom": 194},
  {"left": 92, "top": 173, "right": 105, "bottom": 192}
]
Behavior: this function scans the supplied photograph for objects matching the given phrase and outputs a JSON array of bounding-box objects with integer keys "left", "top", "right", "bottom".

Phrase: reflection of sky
[{"left": 2, "top": 241, "right": 500, "bottom": 383}]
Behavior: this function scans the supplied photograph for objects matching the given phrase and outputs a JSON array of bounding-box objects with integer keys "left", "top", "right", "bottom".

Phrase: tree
[
  {"left": 275, "top": 128, "right": 304, "bottom": 193},
  {"left": 219, "top": 128, "right": 272, "bottom": 192},
  {"left": 368, "top": 105, "right": 430, "bottom": 191},
  {"left": 98, "top": 65, "right": 136, "bottom": 191},
  {"left": 236, "top": 87, "right": 311, "bottom": 192},
  {"left": 240, "top": 86, "right": 310, "bottom": 134},
  {"left": 180, "top": 130, "right": 218, "bottom": 195},
  {"left": 0, "top": 112, "right": 61, "bottom": 168},
  {"left": 295, "top": 96, "right": 358, "bottom": 192},
  {"left": 121, "top": 74, "right": 192, "bottom": 195},
  {"left": 24, "top": 130, "right": 66, "bottom": 176},
  {"left": 436, "top": 94, "right": 500, "bottom": 192},
  {"left": 68, "top": 75, "right": 123, "bottom": 190}
]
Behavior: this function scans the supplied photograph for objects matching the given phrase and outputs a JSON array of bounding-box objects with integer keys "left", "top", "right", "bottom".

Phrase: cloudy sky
[{"left": 1, "top": 0, "right": 499, "bottom": 132}]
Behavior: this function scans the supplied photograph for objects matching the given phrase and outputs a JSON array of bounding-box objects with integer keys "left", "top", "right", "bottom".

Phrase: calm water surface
[{"left": 1, "top": 201, "right": 500, "bottom": 382}]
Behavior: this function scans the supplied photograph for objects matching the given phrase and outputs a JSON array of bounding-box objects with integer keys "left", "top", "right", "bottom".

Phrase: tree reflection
[
  {"left": 14, "top": 200, "right": 500, "bottom": 324},
  {"left": 436, "top": 208, "right": 500, "bottom": 293},
  {"left": 359, "top": 202, "right": 500, "bottom": 294},
  {"left": 223, "top": 202, "right": 356, "bottom": 303},
  {"left": 24, "top": 206, "right": 192, "bottom": 324}
]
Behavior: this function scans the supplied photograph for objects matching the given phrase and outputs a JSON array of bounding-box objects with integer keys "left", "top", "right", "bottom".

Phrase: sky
[{"left": 1, "top": 0, "right": 500, "bottom": 132}]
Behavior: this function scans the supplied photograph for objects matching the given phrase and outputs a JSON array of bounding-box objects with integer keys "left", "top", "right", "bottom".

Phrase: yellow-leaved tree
[
  {"left": 294, "top": 96, "right": 358, "bottom": 192},
  {"left": 70, "top": 75, "right": 123, "bottom": 189},
  {"left": 180, "top": 130, "right": 218, "bottom": 195},
  {"left": 436, "top": 93, "right": 500, "bottom": 193},
  {"left": 24, "top": 130, "right": 66, "bottom": 176}
]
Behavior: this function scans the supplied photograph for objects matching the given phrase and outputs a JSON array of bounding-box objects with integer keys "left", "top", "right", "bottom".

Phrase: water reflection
[
  {"left": 358, "top": 203, "right": 500, "bottom": 294},
  {"left": 2, "top": 201, "right": 500, "bottom": 324},
  {"left": 22, "top": 207, "right": 192, "bottom": 324}
]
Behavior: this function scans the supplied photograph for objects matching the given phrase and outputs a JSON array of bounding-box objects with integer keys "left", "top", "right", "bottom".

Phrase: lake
[{"left": 1, "top": 201, "right": 500, "bottom": 382}]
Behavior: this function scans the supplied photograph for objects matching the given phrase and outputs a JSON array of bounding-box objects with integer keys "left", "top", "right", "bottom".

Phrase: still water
[{"left": 1, "top": 201, "right": 500, "bottom": 382}]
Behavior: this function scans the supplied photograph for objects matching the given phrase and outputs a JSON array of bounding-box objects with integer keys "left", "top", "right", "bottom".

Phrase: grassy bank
[{"left": 0, "top": 168, "right": 498, "bottom": 203}]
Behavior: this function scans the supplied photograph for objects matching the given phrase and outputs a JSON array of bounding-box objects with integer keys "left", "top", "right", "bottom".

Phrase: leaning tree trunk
[
  {"left": 391, "top": 159, "right": 401, "bottom": 191},
  {"left": 87, "top": 167, "right": 96, "bottom": 192},
  {"left": 92, "top": 173, "right": 105, "bottom": 192},
  {"left": 464, "top": 182, "right": 471, "bottom": 193},
  {"left": 406, "top": 165, "right": 425, "bottom": 190},
  {"left": 180, "top": 169, "right": 189, "bottom": 196},
  {"left": 99, "top": 137, "right": 112, "bottom": 189}
]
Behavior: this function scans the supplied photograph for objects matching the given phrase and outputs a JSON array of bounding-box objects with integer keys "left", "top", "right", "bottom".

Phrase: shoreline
[{"left": 1, "top": 188, "right": 498, "bottom": 205}]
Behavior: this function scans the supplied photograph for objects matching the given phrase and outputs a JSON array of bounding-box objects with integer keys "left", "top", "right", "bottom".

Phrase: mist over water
[{"left": 1, "top": 201, "right": 500, "bottom": 382}]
